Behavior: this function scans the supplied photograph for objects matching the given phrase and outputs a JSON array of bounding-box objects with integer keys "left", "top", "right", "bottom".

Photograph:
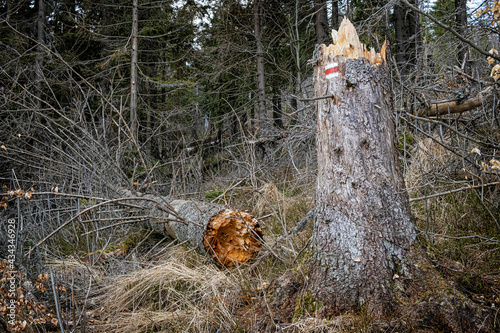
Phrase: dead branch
[
  {"left": 409, "top": 181, "right": 500, "bottom": 202},
  {"left": 415, "top": 85, "right": 496, "bottom": 116}
]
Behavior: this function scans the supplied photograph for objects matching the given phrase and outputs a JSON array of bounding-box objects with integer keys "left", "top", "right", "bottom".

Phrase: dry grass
[
  {"left": 405, "top": 136, "right": 455, "bottom": 188},
  {"left": 97, "top": 248, "right": 240, "bottom": 332},
  {"left": 252, "top": 182, "right": 286, "bottom": 217},
  {"left": 252, "top": 182, "right": 313, "bottom": 217},
  {"left": 280, "top": 316, "right": 353, "bottom": 333}
]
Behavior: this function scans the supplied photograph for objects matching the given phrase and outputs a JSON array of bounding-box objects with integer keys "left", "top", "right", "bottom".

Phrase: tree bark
[
  {"left": 455, "top": 0, "right": 470, "bottom": 74},
  {"left": 393, "top": 1, "right": 420, "bottom": 78},
  {"left": 314, "top": 0, "right": 330, "bottom": 45},
  {"left": 121, "top": 190, "right": 264, "bottom": 267},
  {"left": 310, "top": 18, "right": 415, "bottom": 316},
  {"left": 130, "top": 0, "right": 139, "bottom": 142},
  {"left": 254, "top": 0, "right": 266, "bottom": 133},
  {"left": 36, "top": 0, "right": 45, "bottom": 111},
  {"left": 393, "top": 3, "right": 406, "bottom": 74},
  {"left": 332, "top": 0, "right": 339, "bottom": 30}
]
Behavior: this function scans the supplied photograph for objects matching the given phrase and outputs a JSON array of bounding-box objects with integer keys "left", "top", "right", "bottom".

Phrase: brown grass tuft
[
  {"left": 406, "top": 136, "right": 455, "bottom": 187},
  {"left": 98, "top": 248, "right": 240, "bottom": 332}
]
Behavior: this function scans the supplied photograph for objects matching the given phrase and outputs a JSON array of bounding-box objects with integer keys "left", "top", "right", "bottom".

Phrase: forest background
[{"left": 1, "top": 0, "right": 500, "bottom": 332}]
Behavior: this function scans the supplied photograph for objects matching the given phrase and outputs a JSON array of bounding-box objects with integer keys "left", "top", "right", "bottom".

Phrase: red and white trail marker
[{"left": 325, "top": 62, "right": 339, "bottom": 79}]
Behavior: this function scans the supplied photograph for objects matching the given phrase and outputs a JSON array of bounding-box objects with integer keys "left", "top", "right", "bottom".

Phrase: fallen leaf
[
  {"left": 471, "top": 147, "right": 481, "bottom": 155},
  {"left": 490, "top": 159, "right": 500, "bottom": 170},
  {"left": 491, "top": 64, "right": 500, "bottom": 81}
]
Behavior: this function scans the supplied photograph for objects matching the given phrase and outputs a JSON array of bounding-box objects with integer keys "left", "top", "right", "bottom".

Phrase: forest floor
[{"left": 3, "top": 175, "right": 499, "bottom": 332}]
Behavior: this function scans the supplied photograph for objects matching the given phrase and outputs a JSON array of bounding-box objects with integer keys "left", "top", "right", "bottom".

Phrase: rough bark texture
[
  {"left": 310, "top": 35, "right": 416, "bottom": 315},
  {"left": 124, "top": 191, "right": 263, "bottom": 267}
]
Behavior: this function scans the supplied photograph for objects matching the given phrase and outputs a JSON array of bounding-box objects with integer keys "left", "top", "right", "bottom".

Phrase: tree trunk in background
[
  {"left": 272, "top": 94, "right": 283, "bottom": 129},
  {"left": 393, "top": 3, "right": 406, "bottom": 75},
  {"left": 393, "top": 1, "right": 420, "bottom": 78},
  {"left": 332, "top": 0, "right": 339, "bottom": 30},
  {"left": 130, "top": 0, "right": 139, "bottom": 142},
  {"left": 145, "top": 79, "right": 152, "bottom": 154},
  {"left": 254, "top": 0, "right": 266, "bottom": 134},
  {"left": 408, "top": 0, "right": 420, "bottom": 69},
  {"left": 293, "top": 0, "right": 303, "bottom": 117},
  {"left": 36, "top": 0, "right": 45, "bottom": 110},
  {"left": 314, "top": 0, "right": 330, "bottom": 45},
  {"left": 310, "top": 18, "right": 416, "bottom": 316},
  {"left": 455, "top": 0, "right": 470, "bottom": 74}
]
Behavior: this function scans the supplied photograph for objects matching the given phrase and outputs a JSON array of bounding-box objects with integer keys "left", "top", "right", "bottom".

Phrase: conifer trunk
[
  {"left": 122, "top": 190, "right": 264, "bottom": 267},
  {"left": 130, "top": 0, "right": 139, "bottom": 142},
  {"left": 455, "top": 0, "right": 470, "bottom": 74},
  {"left": 314, "top": 0, "right": 330, "bottom": 45},
  {"left": 36, "top": 0, "right": 45, "bottom": 111},
  {"left": 253, "top": 0, "right": 266, "bottom": 132},
  {"left": 310, "top": 18, "right": 416, "bottom": 316}
]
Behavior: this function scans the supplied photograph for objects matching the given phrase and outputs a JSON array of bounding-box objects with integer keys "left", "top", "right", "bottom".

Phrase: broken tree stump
[
  {"left": 124, "top": 190, "right": 264, "bottom": 267},
  {"left": 309, "top": 17, "right": 415, "bottom": 316}
]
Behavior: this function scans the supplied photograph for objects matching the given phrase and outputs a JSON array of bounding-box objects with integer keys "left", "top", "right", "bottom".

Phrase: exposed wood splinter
[{"left": 325, "top": 17, "right": 386, "bottom": 65}]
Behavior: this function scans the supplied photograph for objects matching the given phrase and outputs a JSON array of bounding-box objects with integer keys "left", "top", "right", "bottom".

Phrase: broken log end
[{"left": 203, "top": 209, "right": 263, "bottom": 267}]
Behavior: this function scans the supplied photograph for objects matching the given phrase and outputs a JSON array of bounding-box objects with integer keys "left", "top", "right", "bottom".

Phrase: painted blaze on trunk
[{"left": 310, "top": 18, "right": 416, "bottom": 316}]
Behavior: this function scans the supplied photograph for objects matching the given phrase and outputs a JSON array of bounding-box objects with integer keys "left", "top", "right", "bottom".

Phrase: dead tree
[
  {"left": 309, "top": 18, "right": 416, "bottom": 316},
  {"left": 416, "top": 85, "right": 496, "bottom": 116},
  {"left": 27, "top": 190, "right": 264, "bottom": 267},
  {"left": 136, "top": 191, "right": 264, "bottom": 267}
]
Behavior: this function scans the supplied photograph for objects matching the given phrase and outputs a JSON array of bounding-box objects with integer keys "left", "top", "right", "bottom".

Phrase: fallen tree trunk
[
  {"left": 121, "top": 190, "right": 264, "bottom": 267},
  {"left": 25, "top": 190, "right": 264, "bottom": 267},
  {"left": 417, "top": 85, "right": 496, "bottom": 116}
]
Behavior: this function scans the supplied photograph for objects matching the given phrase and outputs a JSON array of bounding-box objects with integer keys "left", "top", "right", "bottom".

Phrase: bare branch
[
  {"left": 410, "top": 181, "right": 500, "bottom": 202},
  {"left": 414, "top": 86, "right": 497, "bottom": 117}
]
